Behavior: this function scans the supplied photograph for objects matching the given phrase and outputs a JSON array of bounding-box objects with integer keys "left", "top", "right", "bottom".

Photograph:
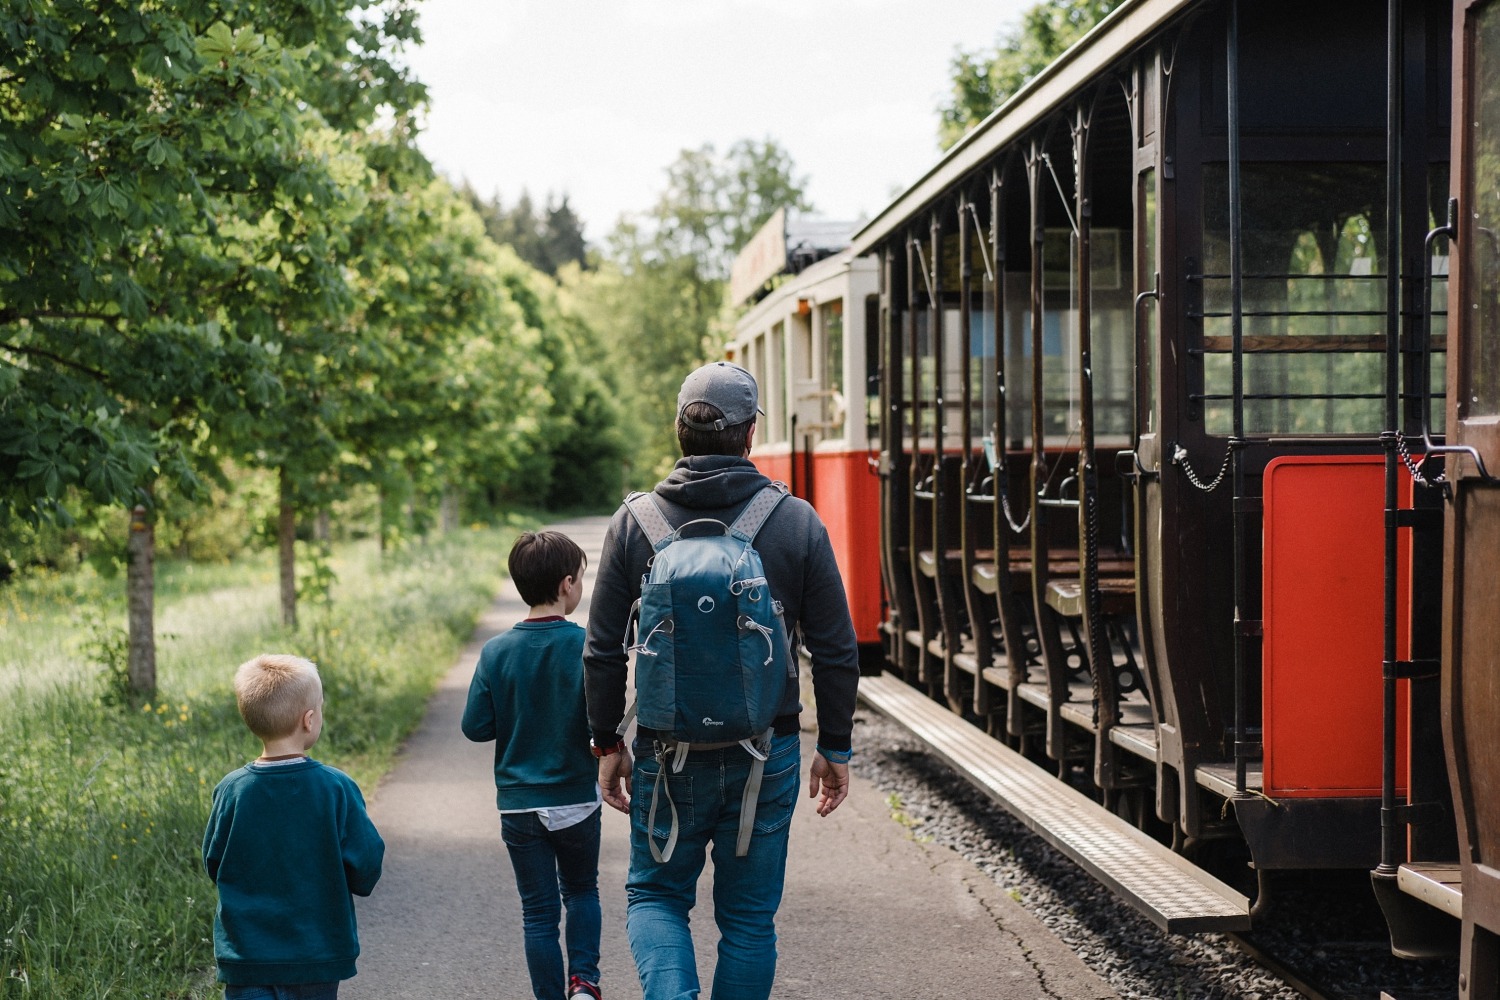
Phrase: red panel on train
[
  {"left": 1262, "top": 456, "right": 1409, "bottom": 798},
  {"left": 811, "top": 451, "right": 882, "bottom": 645},
  {"left": 750, "top": 449, "right": 882, "bottom": 646}
]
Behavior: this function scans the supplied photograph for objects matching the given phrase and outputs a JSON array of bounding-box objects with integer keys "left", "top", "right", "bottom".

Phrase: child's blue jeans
[{"left": 501, "top": 806, "right": 603, "bottom": 1000}]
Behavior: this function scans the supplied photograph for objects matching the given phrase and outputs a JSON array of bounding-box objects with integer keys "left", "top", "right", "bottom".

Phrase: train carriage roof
[{"left": 850, "top": 0, "right": 1194, "bottom": 256}]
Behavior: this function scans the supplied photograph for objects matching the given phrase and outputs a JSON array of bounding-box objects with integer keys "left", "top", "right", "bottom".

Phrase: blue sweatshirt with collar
[
  {"left": 202, "top": 758, "right": 384, "bottom": 985},
  {"left": 461, "top": 619, "right": 597, "bottom": 809}
]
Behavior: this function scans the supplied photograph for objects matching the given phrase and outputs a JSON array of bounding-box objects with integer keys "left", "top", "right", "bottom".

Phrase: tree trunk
[
  {"left": 378, "top": 489, "right": 387, "bottom": 555},
  {"left": 126, "top": 504, "right": 156, "bottom": 695},
  {"left": 279, "top": 466, "right": 297, "bottom": 629},
  {"left": 440, "top": 488, "right": 459, "bottom": 533},
  {"left": 315, "top": 508, "right": 330, "bottom": 543}
]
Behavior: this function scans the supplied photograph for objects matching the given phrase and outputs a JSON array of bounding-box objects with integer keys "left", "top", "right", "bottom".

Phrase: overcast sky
[{"left": 401, "top": 0, "right": 1034, "bottom": 244}]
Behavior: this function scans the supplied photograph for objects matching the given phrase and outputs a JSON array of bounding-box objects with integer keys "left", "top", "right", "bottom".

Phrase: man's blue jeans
[
  {"left": 501, "top": 807, "right": 603, "bottom": 1000},
  {"left": 626, "top": 732, "right": 800, "bottom": 1000}
]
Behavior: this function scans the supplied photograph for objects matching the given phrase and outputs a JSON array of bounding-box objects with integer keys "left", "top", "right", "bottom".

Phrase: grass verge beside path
[{"left": 0, "top": 521, "right": 533, "bottom": 999}]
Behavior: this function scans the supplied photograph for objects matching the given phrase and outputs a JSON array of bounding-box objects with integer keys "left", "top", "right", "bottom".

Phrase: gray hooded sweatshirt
[{"left": 584, "top": 454, "right": 860, "bottom": 753}]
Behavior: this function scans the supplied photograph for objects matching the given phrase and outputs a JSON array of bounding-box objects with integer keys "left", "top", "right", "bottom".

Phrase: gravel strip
[{"left": 849, "top": 709, "right": 1457, "bottom": 1000}]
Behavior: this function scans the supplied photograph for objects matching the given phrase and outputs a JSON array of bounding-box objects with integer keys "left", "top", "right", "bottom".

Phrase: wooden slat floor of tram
[
  {"left": 351, "top": 517, "right": 1119, "bottom": 999},
  {"left": 859, "top": 672, "right": 1252, "bottom": 934}
]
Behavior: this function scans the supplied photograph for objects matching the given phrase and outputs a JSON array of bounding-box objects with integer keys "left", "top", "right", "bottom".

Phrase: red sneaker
[{"left": 567, "top": 975, "right": 601, "bottom": 999}]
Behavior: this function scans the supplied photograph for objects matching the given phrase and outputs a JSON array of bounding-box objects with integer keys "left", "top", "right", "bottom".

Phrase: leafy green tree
[
  {"left": 0, "top": 1, "right": 427, "bottom": 662},
  {"left": 564, "top": 137, "right": 811, "bottom": 483},
  {"left": 650, "top": 139, "right": 812, "bottom": 281},
  {"left": 937, "top": 0, "right": 1123, "bottom": 150}
]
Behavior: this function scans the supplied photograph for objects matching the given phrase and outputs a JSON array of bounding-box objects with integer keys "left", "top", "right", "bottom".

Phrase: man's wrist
[
  {"left": 590, "top": 737, "right": 626, "bottom": 758},
  {"left": 816, "top": 743, "right": 852, "bottom": 764}
]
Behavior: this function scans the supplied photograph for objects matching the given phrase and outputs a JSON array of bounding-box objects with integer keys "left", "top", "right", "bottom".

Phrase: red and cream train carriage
[{"left": 725, "top": 214, "right": 883, "bottom": 655}]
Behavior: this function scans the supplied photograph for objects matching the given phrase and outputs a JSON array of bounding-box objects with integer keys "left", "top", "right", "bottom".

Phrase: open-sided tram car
[{"left": 861, "top": 0, "right": 1459, "bottom": 869}]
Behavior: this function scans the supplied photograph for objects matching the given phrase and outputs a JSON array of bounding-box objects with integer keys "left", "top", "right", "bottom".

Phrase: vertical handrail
[
  {"left": 1378, "top": 0, "right": 1403, "bottom": 878},
  {"left": 1415, "top": 201, "right": 1490, "bottom": 477},
  {"left": 1227, "top": 0, "right": 1250, "bottom": 795}
]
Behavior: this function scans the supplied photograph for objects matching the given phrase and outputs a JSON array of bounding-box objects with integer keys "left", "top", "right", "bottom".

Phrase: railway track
[{"left": 1225, "top": 932, "right": 1334, "bottom": 1000}]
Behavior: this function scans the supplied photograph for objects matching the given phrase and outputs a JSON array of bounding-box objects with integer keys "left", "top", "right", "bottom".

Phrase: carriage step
[
  {"left": 858, "top": 673, "right": 1251, "bottom": 933},
  {"left": 1398, "top": 863, "right": 1463, "bottom": 919}
]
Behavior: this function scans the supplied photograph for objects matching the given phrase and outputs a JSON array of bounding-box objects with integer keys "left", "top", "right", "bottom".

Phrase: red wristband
[{"left": 590, "top": 739, "right": 626, "bottom": 758}]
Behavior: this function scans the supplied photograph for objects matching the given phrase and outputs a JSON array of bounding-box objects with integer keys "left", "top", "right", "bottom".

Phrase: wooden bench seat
[
  {"left": 918, "top": 547, "right": 997, "bottom": 579},
  {"left": 1045, "top": 576, "right": 1137, "bottom": 617}
]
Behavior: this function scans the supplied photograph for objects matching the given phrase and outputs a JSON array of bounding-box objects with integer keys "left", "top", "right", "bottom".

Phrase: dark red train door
[{"left": 1445, "top": 2, "right": 1500, "bottom": 995}]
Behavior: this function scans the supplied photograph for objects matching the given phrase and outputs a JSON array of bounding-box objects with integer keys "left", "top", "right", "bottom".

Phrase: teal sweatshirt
[
  {"left": 202, "top": 758, "right": 384, "bottom": 985},
  {"left": 461, "top": 619, "right": 597, "bottom": 809}
]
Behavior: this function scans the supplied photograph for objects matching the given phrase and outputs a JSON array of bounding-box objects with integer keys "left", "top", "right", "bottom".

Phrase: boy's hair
[
  {"left": 234, "top": 654, "right": 322, "bottom": 740},
  {"left": 677, "top": 402, "right": 753, "bottom": 458},
  {"left": 509, "top": 530, "right": 587, "bottom": 608}
]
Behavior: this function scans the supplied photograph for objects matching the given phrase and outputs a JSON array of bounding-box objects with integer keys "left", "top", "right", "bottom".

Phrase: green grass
[{"left": 0, "top": 520, "right": 534, "bottom": 998}]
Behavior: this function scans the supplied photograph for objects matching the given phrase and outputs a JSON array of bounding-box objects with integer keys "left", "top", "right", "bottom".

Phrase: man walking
[{"left": 584, "top": 360, "right": 861, "bottom": 1000}]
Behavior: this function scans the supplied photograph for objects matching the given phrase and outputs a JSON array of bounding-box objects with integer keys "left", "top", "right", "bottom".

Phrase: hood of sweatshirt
[{"left": 654, "top": 455, "right": 770, "bottom": 511}]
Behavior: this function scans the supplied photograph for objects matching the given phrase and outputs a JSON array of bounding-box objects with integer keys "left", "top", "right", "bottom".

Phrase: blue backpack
[{"left": 620, "top": 483, "right": 793, "bottom": 860}]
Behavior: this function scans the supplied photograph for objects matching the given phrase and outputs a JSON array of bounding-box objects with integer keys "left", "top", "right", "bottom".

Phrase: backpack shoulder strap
[
  {"left": 728, "top": 483, "right": 788, "bottom": 544},
  {"left": 625, "top": 492, "right": 675, "bottom": 551}
]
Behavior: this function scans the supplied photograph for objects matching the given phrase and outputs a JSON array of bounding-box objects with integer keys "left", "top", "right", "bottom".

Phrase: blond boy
[{"left": 203, "top": 654, "right": 385, "bottom": 999}]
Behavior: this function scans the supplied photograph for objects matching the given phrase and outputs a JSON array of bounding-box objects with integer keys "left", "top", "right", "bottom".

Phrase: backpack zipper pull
[{"left": 737, "top": 614, "right": 775, "bottom": 666}]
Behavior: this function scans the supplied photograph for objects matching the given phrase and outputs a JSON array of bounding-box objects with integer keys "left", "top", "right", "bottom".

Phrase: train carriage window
[
  {"left": 976, "top": 231, "right": 998, "bottom": 457},
  {"left": 944, "top": 306, "right": 965, "bottom": 441},
  {"left": 747, "top": 333, "right": 766, "bottom": 434},
  {"left": 1463, "top": 3, "right": 1500, "bottom": 420},
  {"left": 1090, "top": 227, "right": 1133, "bottom": 444},
  {"left": 1428, "top": 163, "right": 1450, "bottom": 435},
  {"left": 1004, "top": 270, "right": 1031, "bottom": 448},
  {"left": 770, "top": 322, "right": 786, "bottom": 444},
  {"left": 1040, "top": 229, "right": 1079, "bottom": 443},
  {"left": 916, "top": 308, "right": 935, "bottom": 442},
  {"left": 1199, "top": 162, "right": 1388, "bottom": 436},
  {"left": 820, "top": 300, "right": 845, "bottom": 438}
]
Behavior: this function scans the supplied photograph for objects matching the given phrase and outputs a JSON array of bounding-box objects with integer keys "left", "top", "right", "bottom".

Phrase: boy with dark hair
[
  {"left": 203, "top": 654, "right": 385, "bottom": 1000},
  {"left": 462, "top": 530, "right": 603, "bottom": 1000}
]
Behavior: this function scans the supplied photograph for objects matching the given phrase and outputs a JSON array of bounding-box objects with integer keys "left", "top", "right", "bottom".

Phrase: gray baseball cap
[{"left": 677, "top": 361, "right": 764, "bottom": 431}]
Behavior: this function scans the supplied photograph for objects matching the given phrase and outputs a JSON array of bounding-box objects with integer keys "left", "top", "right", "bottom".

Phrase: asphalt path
[{"left": 350, "top": 515, "right": 1115, "bottom": 999}]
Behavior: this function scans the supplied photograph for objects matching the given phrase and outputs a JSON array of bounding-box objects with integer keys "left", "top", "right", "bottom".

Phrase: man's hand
[
  {"left": 807, "top": 753, "right": 849, "bottom": 817},
  {"left": 599, "top": 749, "right": 633, "bottom": 813}
]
